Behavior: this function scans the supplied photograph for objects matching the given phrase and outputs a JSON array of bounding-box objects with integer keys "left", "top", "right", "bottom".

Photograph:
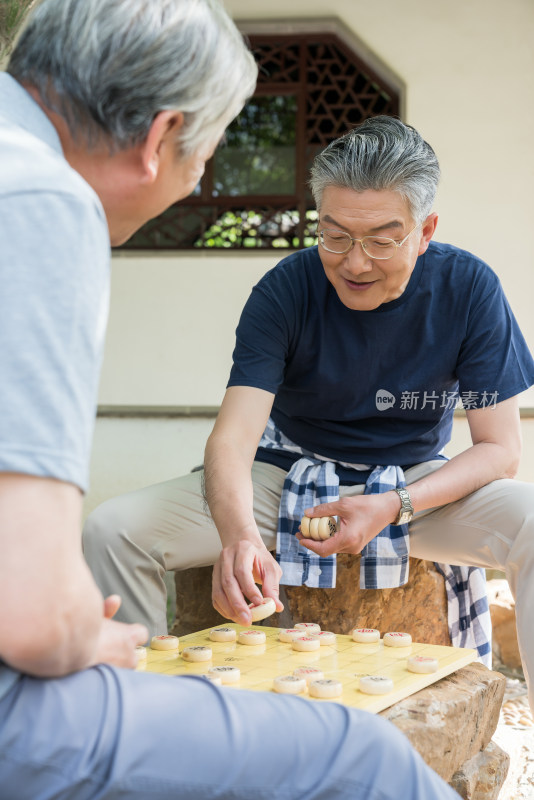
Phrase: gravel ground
[{"left": 492, "top": 666, "right": 534, "bottom": 800}]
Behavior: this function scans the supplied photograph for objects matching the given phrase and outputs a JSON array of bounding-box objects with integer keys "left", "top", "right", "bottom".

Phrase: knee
[
  {"left": 353, "top": 714, "right": 453, "bottom": 797},
  {"left": 348, "top": 710, "right": 408, "bottom": 763},
  {"left": 82, "top": 498, "right": 127, "bottom": 559},
  {"left": 498, "top": 479, "right": 534, "bottom": 516},
  {"left": 316, "top": 702, "right": 416, "bottom": 771}
]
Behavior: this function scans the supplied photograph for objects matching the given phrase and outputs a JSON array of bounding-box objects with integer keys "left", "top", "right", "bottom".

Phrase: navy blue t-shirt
[{"left": 228, "top": 242, "right": 534, "bottom": 483}]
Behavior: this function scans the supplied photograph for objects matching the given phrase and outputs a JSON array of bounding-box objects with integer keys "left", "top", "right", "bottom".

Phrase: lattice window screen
[{"left": 122, "top": 34, "right": 399, "bottom": 251}]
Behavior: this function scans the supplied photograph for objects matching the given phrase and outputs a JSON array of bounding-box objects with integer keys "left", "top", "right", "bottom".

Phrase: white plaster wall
[
  {"left": 100, "top": 252, "right": 274, "bottom": 406},
  {"left": 83, "top": 416, "right": 215, "bottom": 517},
  {"left": 83, "top": 414, "right": 534, "bottom": 519}
]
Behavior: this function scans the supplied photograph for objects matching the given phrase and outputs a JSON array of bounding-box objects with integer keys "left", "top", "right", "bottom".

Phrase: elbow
[
  {"left": 204, "top": 427, "right": 225, "bottom": 459},
  {"left": 0, "top": 590, "right": 101, "bottom": 677},
  {"left": 204, "top": 430, "right": 242, "bottom": 466},
  {"left": 501, "top": 441, "right": 522, "bottom": 480},
  {"left": 1, "top": 623, "right": 64, "bottom": 671},
  {"left": 1, "top": 622, "right": 75, "bottom": 676},
  {"left": 503, "top": 457, "right": 520, "bottom": 480},
  {"left": 204, "top": 430, "right": 217, "bottom": 458}
]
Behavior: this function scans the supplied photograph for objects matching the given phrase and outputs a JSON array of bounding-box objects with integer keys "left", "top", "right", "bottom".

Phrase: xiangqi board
[{"left": 138, "top": 623, "right": 476, "bottom": 714}]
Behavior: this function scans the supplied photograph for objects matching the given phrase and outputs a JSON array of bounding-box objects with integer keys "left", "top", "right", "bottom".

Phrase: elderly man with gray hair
[
  {"left": 85, "top": 115, "right": 534, "bottom": 721},
  {"left": 0, "top": 3, "right": 464, "bottom": 799}
]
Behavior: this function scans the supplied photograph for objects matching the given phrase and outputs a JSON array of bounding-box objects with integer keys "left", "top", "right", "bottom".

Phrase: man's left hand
[{"left": 296, "top": 491, "right": 401, "bottom": 557}]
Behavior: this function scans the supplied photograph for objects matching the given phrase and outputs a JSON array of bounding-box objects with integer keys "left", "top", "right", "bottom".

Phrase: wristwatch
[{"left": 393, "top": 487, "right": 414, "bottom": 525}]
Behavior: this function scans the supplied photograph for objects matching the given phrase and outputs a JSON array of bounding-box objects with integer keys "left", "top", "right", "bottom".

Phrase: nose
[{"left": 344, "top": 241, "right": 373, "bottom": 275}]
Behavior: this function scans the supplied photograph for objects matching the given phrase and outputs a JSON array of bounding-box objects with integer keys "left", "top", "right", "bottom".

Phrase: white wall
[
  {"left": 84, "top": 415, "right": 215, "bottom": 517},
  {"left": 83, "top": 413, "right": 534, "bottom": 519},
  {"left": 100, "top": 252, "right": 274, "bottom": 406}
]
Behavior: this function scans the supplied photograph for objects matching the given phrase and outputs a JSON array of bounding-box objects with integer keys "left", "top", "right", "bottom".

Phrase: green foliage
[
  {"left": 195, "top": 209, "right": 318, "bottom": 250},
  {"left": 0, "top": 0, "right": 35, "bottom": 62}
]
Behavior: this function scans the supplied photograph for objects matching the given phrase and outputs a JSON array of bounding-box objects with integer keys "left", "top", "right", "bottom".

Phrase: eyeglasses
[{"left": 318, "top": 223, "right": 419, "bottom": 259}]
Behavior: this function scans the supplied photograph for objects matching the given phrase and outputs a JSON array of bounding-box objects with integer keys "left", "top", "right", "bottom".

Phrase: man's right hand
[
  {"left": 92, "top": 594, "right": 148, "bottom": 669},
  {"left": 203, "top": 386, "right": 283, "bottom": 624},
  {"left": 212, "top": 540, "right": 283, "bottom": 625}
]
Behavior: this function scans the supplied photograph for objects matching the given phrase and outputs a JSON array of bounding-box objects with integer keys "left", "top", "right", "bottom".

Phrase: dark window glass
[{"left": 213, "top": 95, "right": 297, "bottom": 197}]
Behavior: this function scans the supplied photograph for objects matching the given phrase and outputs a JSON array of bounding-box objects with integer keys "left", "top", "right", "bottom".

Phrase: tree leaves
[{"left": 0, "top": 0, "right": 36, "bottom": 63}]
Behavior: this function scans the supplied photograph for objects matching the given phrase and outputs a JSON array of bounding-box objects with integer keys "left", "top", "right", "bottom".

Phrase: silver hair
[
  {"left": 8, "top": 0, "right": 257, "bottom": 155},
  {"left": 309, "top": 116, "right": 440, "bottom": 224}
]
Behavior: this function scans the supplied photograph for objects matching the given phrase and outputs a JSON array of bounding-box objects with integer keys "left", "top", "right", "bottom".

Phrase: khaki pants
[{"left": 82, "top": 460, "right": 534, "bottom": 710}]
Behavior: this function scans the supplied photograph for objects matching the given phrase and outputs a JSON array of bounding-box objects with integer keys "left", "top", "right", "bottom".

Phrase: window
[{"left": 122, "top": 33, "right": 400, "bottom": 251}]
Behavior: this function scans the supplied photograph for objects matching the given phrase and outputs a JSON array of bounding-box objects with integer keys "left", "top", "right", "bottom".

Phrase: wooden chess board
[{"left": 139, "top": 623, "right": 477, "bottom": 714}]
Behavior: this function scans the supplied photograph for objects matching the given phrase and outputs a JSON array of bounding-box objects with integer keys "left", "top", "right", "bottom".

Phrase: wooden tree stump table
[{"left": 171, "top": 554, "right": 450, "bottom": 644}]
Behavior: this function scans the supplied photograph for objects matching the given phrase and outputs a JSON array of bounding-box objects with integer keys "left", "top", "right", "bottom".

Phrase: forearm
[
  {"left": 41, "top": 561, "right": 105, "bottom": 676},
  {"left": 300, "top": 436, "right": 521, "bottom": 558},
  {"left": 0, "top": 474, "right": 104, "bottom": 677},
  {"left": 405, "top": 440, "right": 519, "bottom": 517},
  {"left": 397, "top": 398, "right": 522, "bottom": 520},
  {"left": 204, "top": 433, "right": 261, "bottom": 547},
  {"left": 3, "top": 561, "right": 104, "bottom": 677},
  {"left": 204, "top": 387, "right": 283, "bottom": 621},
  {"left": 203, "top": 386, "right": 274, "bottom": 548}
]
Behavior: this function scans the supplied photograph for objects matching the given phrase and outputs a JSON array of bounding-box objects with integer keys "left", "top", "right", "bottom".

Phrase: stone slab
[
  {"left": 380, "top": 663, "right": 507, "bottom": 782},
  {"left": 449, "top": 740, "right": 510, "bottom": 800}
]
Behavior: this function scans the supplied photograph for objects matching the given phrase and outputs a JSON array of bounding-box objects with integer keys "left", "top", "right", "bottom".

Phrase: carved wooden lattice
[{"left": 123, "top": 34, "right": 400, "bottom": 251}]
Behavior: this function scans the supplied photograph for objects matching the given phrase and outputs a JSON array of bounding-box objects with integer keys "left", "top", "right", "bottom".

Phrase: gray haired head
[
  {"left": 309, "top": 116, "right": 440, "bottom": 223},
  {"left": 8, "top": 0, "right": 257, "bottom": 155}
]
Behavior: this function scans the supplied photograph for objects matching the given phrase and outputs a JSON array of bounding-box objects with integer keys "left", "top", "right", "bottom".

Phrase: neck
[{"left": 20, "top": 83, "right": 142, "bottom": 245}]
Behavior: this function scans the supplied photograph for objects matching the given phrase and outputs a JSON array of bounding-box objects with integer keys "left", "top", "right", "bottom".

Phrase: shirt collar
[{"left": 0, "top": 72, "right": 63, "bottom": 155}]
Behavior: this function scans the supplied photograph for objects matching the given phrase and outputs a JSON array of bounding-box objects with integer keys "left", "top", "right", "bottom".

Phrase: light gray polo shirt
[{"left": 0, "top": 73, "right": 110, "bottom": 699}]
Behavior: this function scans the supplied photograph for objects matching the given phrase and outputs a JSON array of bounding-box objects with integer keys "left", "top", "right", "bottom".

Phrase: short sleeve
[
  {"left": 227, "top": 268, "right": 297, "bottom": 394},
  {"left": 0, "top": 188, "right": 110, "bottom": 491},
  {"left": 456, "top": 269, "right": 534, "bottom": 407}
]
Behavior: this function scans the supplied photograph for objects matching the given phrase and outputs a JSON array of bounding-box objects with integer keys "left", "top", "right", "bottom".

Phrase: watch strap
[{"left": 393, "top": 487, "right": 414, "bottom": 526}]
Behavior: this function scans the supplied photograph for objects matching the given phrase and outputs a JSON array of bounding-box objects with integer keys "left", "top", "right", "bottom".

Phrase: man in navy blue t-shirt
[
  {"left": 205, "top": 117, "right": 534, "bottom": 708},
  {"left": 85, "top": 116, "right": 534, "bottom": 717}
]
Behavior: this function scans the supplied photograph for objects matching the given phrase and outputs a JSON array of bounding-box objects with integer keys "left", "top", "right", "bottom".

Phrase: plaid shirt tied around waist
[{"left": 259, "top": 417, "right": 491, "bottom": 666}]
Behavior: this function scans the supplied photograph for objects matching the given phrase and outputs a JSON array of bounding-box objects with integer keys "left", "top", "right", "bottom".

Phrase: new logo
[{"left": 375, "top": 389, "right": 395, "bottom": 410}]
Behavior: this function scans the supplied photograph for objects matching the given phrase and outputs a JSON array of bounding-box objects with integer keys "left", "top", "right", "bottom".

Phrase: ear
[
  {"left": 417, "top": 212, "right": 438, "bottom": 256},
  {"left": 139, "top": 110, "right": 184, "bottom": 184}
]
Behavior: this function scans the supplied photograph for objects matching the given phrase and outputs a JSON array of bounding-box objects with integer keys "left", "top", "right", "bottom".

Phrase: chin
[
  {"left": 109, "top": 226, "right": 139, "bottom": 247},
  {"left": 337, "top": 290, "right": 382, "bottom": 312}
]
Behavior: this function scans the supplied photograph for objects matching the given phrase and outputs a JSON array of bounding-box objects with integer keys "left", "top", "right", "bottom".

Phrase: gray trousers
[
  {"left": 0, "top": 664, "right": 460, "bottom": 800},
  {"left": 82, "top": 459, "right": 534, "bottom": 711}
]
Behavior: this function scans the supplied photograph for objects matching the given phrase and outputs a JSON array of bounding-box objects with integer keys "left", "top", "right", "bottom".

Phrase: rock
[
  {"left": 487, "top": 579, "right": 521, "bottom": 669},
  {"left": 380, "top": 663, "right": 507, "bottom": 782},
  {"left": 453, "top": 741, "right": 510, "bottom": 799},
  {"left": 449, "top": 740, "right": 510, "bottom": 799},
  {"left": 272, "top": 554, "right": 451, "bottom": 645}
]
